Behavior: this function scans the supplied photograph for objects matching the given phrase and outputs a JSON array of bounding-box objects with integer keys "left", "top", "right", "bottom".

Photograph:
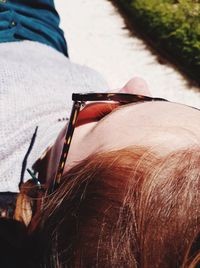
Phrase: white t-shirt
[{"left": 0, "top": 41, "right": 108, "bottom": 192}]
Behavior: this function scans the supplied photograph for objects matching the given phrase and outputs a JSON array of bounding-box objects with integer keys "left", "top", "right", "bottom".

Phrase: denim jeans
[{"left": 0, "top": 0, "right": 68, "bottom": 56}]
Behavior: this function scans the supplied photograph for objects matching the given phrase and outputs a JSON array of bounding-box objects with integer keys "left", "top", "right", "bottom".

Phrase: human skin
[
  {"left": 63, "top": 78, "right": 200, "bottom": 173},
  {"left": 44, "top": 77, "right": 200, "bottom": 180}
]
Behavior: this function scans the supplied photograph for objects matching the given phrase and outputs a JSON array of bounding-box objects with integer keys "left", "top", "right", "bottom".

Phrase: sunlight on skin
[{"left": 63, "top": 77, "right": 200, "bottom": 172}]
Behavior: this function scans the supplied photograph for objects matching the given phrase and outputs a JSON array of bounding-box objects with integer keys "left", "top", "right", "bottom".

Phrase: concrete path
[{"left": 55, "top": 0, "right": 200, "bottom": 108}]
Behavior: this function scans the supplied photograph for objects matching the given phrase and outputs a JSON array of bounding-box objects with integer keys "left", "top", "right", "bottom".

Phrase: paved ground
[{"left": 55, "top": 0, "right": 200, "bottom": 108}]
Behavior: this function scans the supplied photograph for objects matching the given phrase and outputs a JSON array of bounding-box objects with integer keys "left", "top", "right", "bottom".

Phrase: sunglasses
[{"left": 49, "top": 92, "right": 169, "bottom": 193}]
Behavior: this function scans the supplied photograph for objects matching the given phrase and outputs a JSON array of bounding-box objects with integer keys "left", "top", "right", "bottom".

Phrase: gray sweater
[{"left": 0, "top": 41, "right": 108, "bottom": 192}]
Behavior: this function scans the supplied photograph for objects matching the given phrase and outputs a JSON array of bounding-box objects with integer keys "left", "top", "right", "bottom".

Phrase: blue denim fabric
[{"left": 0, "top": 0, "right": 68, "bottom": 56}]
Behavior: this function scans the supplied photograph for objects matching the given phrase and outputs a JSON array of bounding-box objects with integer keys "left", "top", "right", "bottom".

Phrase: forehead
[
  {"left": 88, "top": 101, "right": 200, "bottom": 154},
  {"left": 65, "top": 101, "right": 200, "bottom": 172},
  {"left": 94, "top": 101, "right": 200, "bottom": 128}
]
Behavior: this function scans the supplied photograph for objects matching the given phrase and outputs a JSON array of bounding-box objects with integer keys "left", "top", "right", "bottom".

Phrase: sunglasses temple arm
[{"left": 50, "top": 101, "right": 82, "bottom": 193}]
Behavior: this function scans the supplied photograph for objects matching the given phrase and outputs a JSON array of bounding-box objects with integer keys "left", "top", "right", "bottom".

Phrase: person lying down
[{"left": 0, "top": 0, "right": 200, "bottom": 267}]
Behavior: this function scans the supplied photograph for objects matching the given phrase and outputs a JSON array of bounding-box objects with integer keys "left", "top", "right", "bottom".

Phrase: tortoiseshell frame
[{"left": 51, "top": 93, "right": 168, "bottom": 192}]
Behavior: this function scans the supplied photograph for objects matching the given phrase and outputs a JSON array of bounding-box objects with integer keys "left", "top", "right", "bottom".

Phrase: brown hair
[{"left": 33, "top": 145, "right": 200, "bottom": 268}]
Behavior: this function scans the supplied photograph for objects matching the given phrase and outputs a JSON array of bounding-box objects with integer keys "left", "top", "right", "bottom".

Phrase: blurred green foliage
[{"left": 114, "top": 0, "right": 200, "bottom": 82}]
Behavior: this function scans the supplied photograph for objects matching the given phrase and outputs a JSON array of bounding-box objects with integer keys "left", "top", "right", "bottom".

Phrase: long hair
[{"left": 32, "top": 145, "right": 200, "bottom": 268}]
